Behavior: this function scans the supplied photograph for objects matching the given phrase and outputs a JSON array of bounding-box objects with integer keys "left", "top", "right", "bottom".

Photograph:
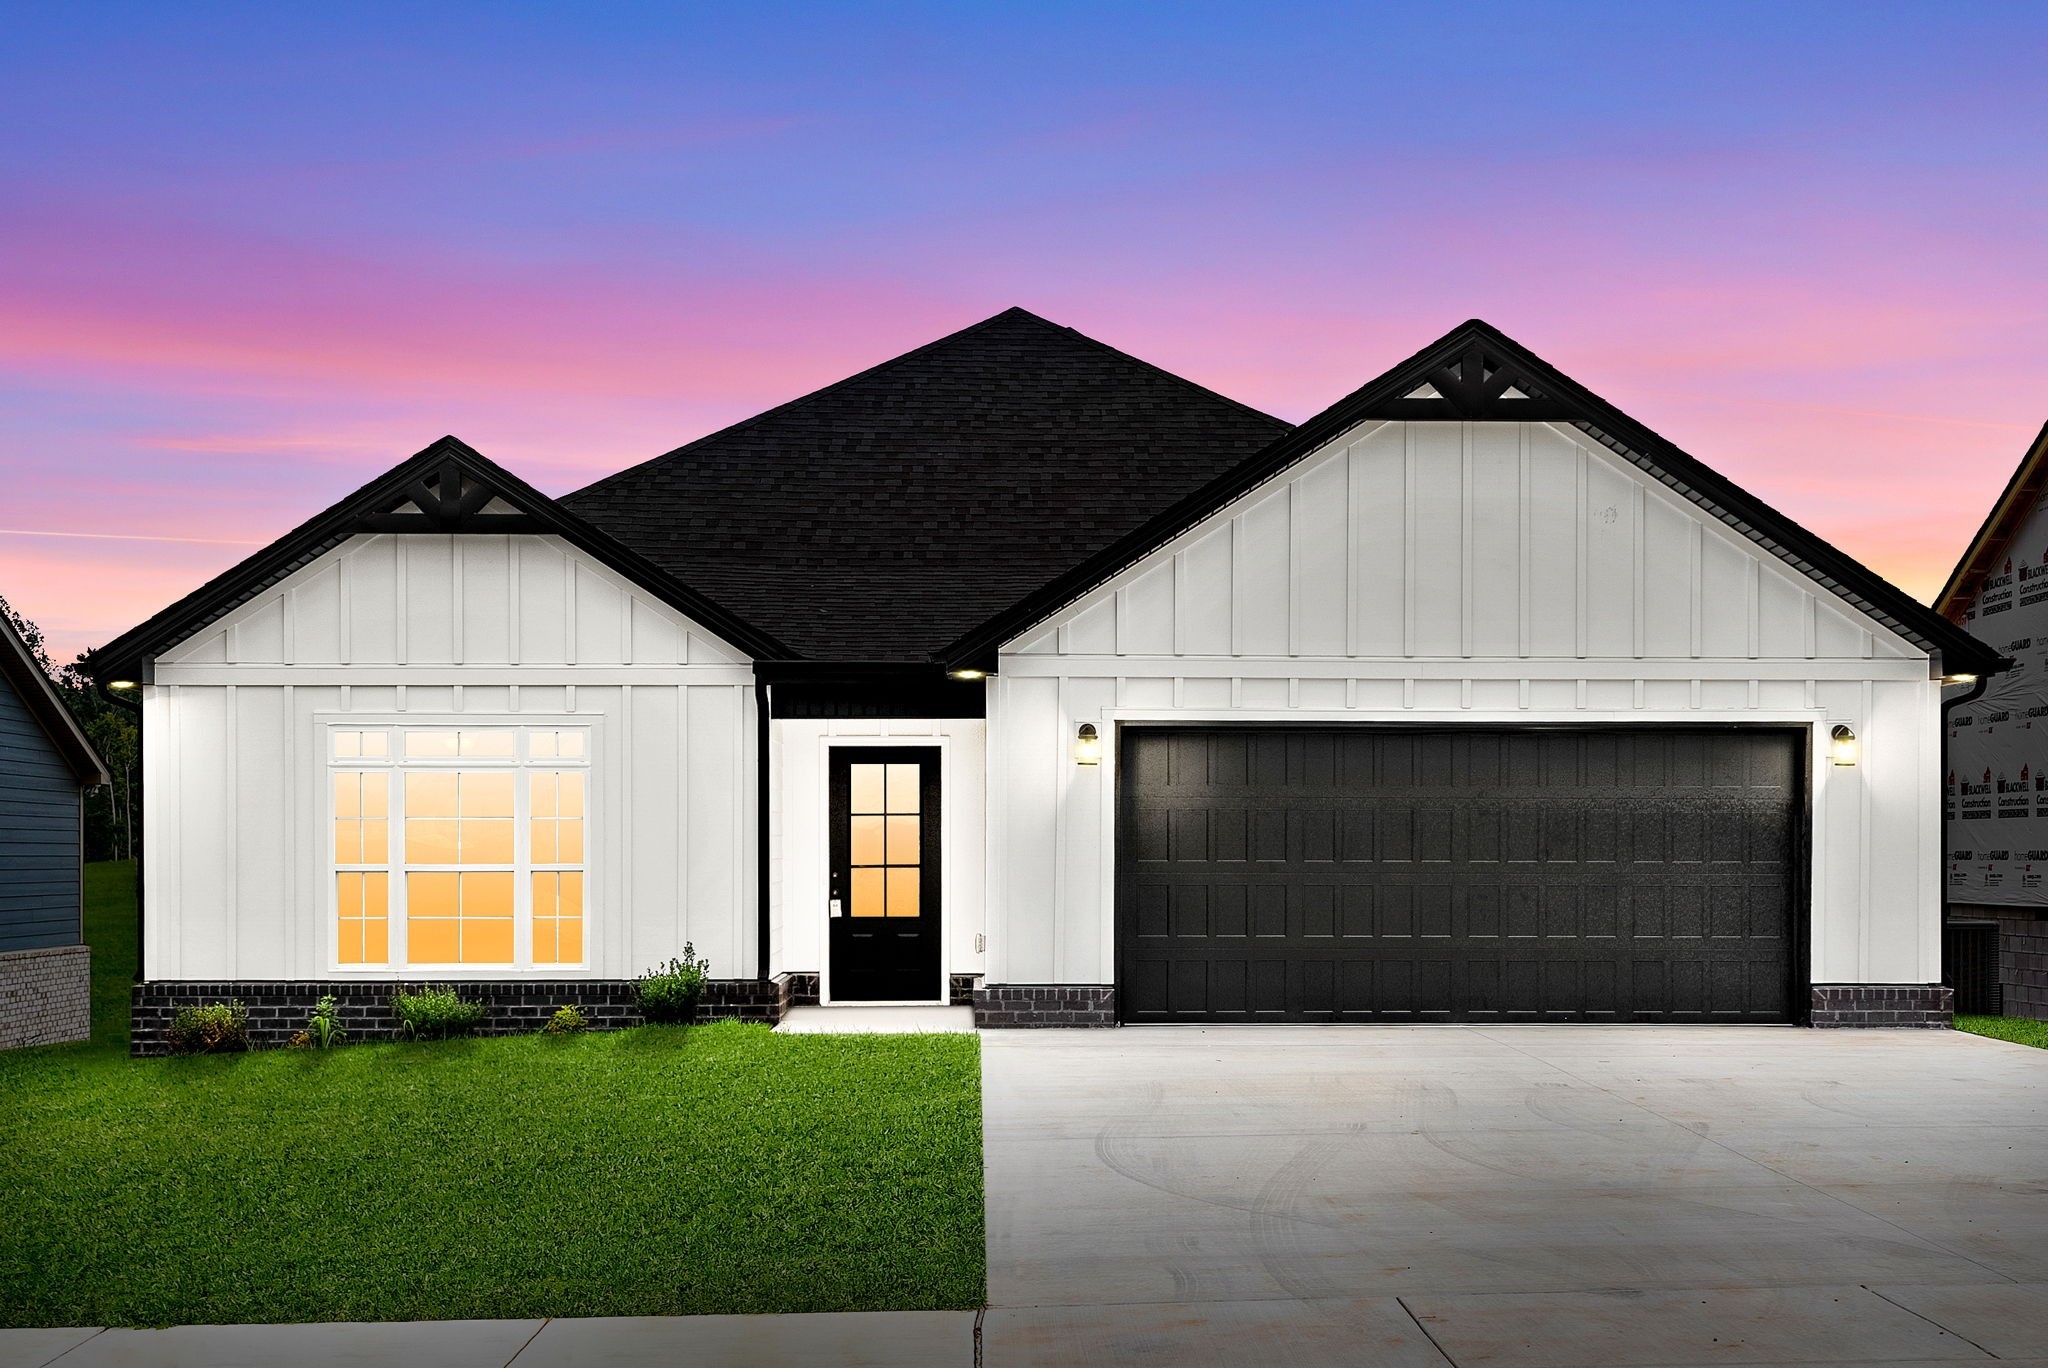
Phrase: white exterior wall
[
  {"left": 143, "top": 533, "right": 758, "bottom": 980},
  {"left": 769, "top": 717, "right": 986, "bottom": 997},
  {"left": 988, "top": 420, "right": 1943, "bottom": 989}
]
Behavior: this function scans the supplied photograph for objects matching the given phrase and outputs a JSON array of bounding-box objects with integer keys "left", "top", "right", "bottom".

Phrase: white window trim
[{"left": 322, "top": 718, "right": 597, "bottom": 977}]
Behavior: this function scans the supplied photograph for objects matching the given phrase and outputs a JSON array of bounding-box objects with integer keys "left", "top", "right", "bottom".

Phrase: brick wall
[
  {"left": 1810, "top": 983, "right": 1953, "bottom": 1028},
  {"left": 130, "top": 973, "right": 816, "bottom": 1056},
  {"left": 0, "top": 943, "right": 90, "bottom": 1049},
  {"left": 973, "top": 983, "right": 1115, "bottom": 1028},
  {"left": 1950, "top": 905, "right": 2048, "bottom": 1021}
]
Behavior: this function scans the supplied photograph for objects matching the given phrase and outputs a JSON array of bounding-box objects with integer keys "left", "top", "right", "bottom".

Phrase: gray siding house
[{"left": 0, "top": 608, "right": 109, "bottom": 1047}]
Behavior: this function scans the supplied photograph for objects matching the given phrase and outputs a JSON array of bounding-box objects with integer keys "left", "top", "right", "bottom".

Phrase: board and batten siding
[
  {"left": 988, "top": 419, "right": 1943, "bottom": 991},
  {"left": 0, "top": 670, "right": 83, "bottom": 952},
  {"left": 145, "top": 533, "right": 757, "bottom": 980}
]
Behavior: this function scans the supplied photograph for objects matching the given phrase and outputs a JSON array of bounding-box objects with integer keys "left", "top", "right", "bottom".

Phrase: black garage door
[{"left": 1117, "top": 728, "right": 1801, "bottom": 1024}]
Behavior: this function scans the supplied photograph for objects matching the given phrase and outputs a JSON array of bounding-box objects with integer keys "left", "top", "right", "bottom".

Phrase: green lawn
[
  {"left": 0, "top": 862, "right": 985, "bottom": 1327},
  {"left": 1956, "top": 1013, "right": 2048, "bottom": 1049}
]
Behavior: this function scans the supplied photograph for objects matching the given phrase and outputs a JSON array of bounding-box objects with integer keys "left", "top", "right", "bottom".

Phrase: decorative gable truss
[
  {"left": 1364, "top": 338, "right": 1577, "bottom": 422},
  {"left": 92, "top": 436, "right": 789, "bottom": 682},
  {"left": 361, "top": 452, "right": 548, "bottom": 534}
]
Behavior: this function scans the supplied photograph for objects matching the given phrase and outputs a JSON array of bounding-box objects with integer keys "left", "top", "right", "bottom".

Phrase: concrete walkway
[
  {"left": 774, "top": 1004, "right": 977, "bottom": 1033},
  {"left": 980, "top": 1024, "right": 2048, "bottom": 1365},
  {"left": 11, "top": 1026, "right": 2048, "bottom": 1366}
]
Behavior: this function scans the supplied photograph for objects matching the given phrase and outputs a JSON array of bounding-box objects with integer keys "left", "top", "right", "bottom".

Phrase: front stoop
[{"left": 775, "top": 1005, "right": 976, "bottom": 1034}]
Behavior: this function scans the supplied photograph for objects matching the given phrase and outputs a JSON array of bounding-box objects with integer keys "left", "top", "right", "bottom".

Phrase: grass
[
  {"left": 1956, "top": 1013, "right": 2048, "bottom": 1049},
  {"left": 0, "top": 862, "right": 985, "bottom": 1327}
]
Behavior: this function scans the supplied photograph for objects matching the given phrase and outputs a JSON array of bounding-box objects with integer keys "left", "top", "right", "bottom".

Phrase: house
[
  {"left": 91, "top": 310, "right": 2006, "bottom": 1051},
  {"left": 1936, "top": 420, "right": 2048, "bottom": 1020},
  {"left": 0, "top": 604, "right": 109, "bottom": 1048}
]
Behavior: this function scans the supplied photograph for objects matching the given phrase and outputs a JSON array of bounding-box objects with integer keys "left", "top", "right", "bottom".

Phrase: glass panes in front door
[{"left": 848, "top": 760, "right": 922, "bottom": 917}]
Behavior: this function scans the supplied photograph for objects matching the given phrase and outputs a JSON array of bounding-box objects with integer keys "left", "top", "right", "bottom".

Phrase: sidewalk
[{"left": 0, "top": 1312, "right": 977, "bottom": 1368}]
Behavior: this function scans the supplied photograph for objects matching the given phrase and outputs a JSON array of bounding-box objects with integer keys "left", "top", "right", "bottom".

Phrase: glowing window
[
  {"left": 848, "top": 761, "right": 922, "bottom": 918},
  {"left": 329, "top": 724, "right": 589, "bottom": 970}
]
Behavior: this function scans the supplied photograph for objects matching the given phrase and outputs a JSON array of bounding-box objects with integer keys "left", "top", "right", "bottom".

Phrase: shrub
[
  {"left": 165, "top": 1001, "right": 250, "bottom": 1054},
  {"left": 295, "top": 994, "right": 348, "bottom": 1049},
  {"left": 390, "top": 985, "right": 488, "bottom": 1040},
  {"left": 543, "top": 1004, "right": 589, "bottom": 1035},
  {"left": 636, "top": 945, "right": 711, "bottom": 1024}
]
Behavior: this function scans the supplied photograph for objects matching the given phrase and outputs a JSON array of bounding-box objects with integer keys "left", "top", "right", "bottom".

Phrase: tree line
[{"left": 1, "top": 595, "right": 138, "bottom": 863}]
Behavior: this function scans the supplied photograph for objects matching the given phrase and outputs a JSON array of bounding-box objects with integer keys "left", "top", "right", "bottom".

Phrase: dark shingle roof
[{"left": 562, "top": 307, "right": 1291, "bottom": 661}]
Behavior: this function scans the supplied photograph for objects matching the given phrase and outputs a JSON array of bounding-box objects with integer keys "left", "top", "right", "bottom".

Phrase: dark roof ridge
[
  {"left": 567, "top": 306, "right": 1285, "bottom": 503},
  {"left": 1015, "top": 312, "right": 1290, "bottom": 433}
]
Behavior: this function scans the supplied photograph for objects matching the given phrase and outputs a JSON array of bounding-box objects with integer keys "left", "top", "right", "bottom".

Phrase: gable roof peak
[
  {"left": 1937, "top": 419, "right": 2048, "bottom": 620},
  {"left": 0, "top": 607, "right": 108, "bottom": 786},
  {"left": 938, "top": 319, "right": 2010, "bottom": 679},
  {"left": 92, "top": 435, "right": 792, "bottom": 680}
]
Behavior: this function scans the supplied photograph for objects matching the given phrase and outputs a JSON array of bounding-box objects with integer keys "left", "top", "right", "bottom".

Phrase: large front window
[{"left": 330, "top": 726, "right": 587, "bottom": 970}]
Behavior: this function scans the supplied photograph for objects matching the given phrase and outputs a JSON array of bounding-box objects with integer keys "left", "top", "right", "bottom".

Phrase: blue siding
[{"left": 0, "top": 669, "right": 82, "bottom": 951}]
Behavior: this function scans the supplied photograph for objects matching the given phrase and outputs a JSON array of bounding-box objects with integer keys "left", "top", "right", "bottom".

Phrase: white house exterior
[
  {"left": 138, "top": 532, "right": 756, "bottom": 983},
  {"left": 985, "top": 417, "right": 1949, "bottom": 1007},
  {"left": 95, "top": 312, "right": 2002, "bottom": 1049}
]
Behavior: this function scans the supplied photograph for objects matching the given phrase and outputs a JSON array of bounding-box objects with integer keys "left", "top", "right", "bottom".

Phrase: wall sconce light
[
  {"left": 1074, "top": 722, "right": 1102, "bottom": 766},
  {"left": 1830, "top": 724, "right": 1859, "bottom": 767}
]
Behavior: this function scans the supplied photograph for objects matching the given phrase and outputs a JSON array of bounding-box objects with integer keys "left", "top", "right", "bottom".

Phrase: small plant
[
  {"left": 390, "top": 985, "right": 488, "bottom": 1040},
  {"left": 636, "top": 944, "right": 711, "bottom": 1024},
  {"left": 295, "top": 994, "right": 349, "bottom": 1048},
  {"left": 543, "top": 1004, "right": 589, "bottom": 1034},
  {"left": 165, "top": 1001, "right": 250, "bottom": 1054}
]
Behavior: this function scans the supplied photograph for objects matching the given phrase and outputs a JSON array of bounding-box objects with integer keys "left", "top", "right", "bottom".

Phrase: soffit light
[
  {"left": 1942, "top": 673, "right": 1979, "bottom": 686},
  {"left": 948, "top": 669, "right": 987, "bottom": 681},
  {"left": 108, "top": 680, "right": 138, "bottom": 690}
]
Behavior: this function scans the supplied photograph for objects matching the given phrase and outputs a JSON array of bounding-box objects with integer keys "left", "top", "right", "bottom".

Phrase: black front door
[{"left": 828, "top": 747, "right": 942, "bottom": 1002}]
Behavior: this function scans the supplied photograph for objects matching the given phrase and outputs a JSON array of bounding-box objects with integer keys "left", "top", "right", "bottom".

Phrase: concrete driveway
[{"left": 980, "top": 1026, "right": 2048, "bottom": 1367}]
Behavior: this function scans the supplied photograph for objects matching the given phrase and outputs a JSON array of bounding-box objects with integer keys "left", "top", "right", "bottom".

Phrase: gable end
[
  {"left": 92, "top": 436, "right": 790, "bottom": 681},
  {"left": 939, "top": 320, "right": 2010, "bottom": 679}
]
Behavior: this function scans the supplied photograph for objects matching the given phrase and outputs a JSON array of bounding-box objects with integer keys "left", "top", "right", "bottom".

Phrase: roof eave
[{"left": 0, "top": 617, "right": 109, "bottom": 786}]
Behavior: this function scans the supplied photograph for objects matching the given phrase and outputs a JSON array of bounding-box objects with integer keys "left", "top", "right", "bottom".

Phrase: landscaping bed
[{"left": 0, "top": 863, "right": 985, "bottom": 1327}]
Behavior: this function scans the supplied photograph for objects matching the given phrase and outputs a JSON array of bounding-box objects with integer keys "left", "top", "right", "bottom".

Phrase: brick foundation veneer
[
  {"left": 1810, "top": 983, "right": 1953, "bottom": 1028},
  {"left": 1953, "top": 905, "right": 2048, "bottom": 1021},
  {"left": 131, "top": 971, "right": 820, "bottom": 1056},
  {"left": 0, "top": 943, "right": 91, "bottom": 1049},
  {"left": 973, "top": 983, "right": 1115, "bottom": 1028}
]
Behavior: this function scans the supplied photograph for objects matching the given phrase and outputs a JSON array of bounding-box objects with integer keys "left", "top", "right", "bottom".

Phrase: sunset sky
[{"left": 4, "top": 2, "right": 2045, "bottom": 662}]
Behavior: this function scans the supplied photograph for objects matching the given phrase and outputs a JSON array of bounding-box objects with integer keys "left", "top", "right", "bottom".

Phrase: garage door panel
[{"left": 1119, "top": 728, "right": 1800, "bottom": 1024}]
